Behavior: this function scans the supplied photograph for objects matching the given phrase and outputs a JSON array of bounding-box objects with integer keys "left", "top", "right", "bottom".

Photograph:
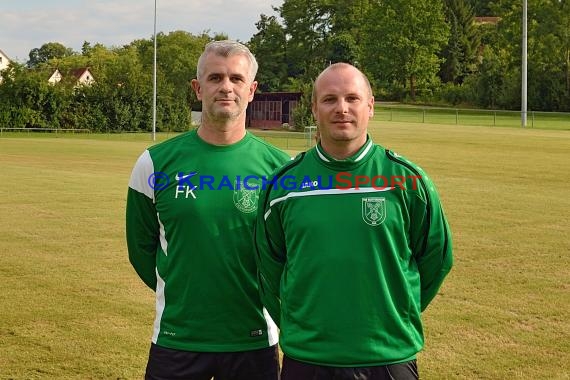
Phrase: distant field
[
  {"left": 0, "top": 122, "right": 568, "bottom": 379},
  {"left": 374, "top": 104, "right": 570, "bottom": 130}
]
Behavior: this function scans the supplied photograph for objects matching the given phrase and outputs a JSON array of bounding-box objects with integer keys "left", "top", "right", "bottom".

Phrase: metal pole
[
  {"left": 522, "top": 0, "right": 528, "bottom": 127},
  {"left": 152, "top": 0, "right": 157, "bottom": 141}
]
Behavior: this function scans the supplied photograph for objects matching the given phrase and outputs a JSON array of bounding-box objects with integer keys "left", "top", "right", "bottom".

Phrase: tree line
[
  {"left": 251, "top": 0, "right": 569, "bottom": 118},
  {"left": 0, "top": 0, "right": 568, "bottom": 132},
  {"left": 0, "top": 32, "right": 218, "bottom": 132}
]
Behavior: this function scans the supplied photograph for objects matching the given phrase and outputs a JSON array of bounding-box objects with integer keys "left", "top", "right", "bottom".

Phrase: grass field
[
  {"left": 0, "top": 122, "right": 569, "bottom": 379},
  {"left": 374, "top": 104, "right": 570, "bottom": 130}
]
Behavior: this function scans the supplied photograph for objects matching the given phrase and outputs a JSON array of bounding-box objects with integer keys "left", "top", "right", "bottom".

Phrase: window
[{"left": 252, "top": 101, "right": 281, "bottom": 121}]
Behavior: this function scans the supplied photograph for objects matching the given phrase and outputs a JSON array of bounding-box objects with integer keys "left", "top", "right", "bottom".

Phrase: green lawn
[
  {"left": 374, "top": 104, "right": 570, "bottom": 130},
  {"left": 0, "top": 122, "right": 568, "bottom": 379}
]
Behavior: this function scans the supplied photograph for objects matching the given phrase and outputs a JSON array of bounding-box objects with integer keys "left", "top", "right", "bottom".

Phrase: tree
[
  {"left": 0, "top": 31, "right": 223, "bottom": 132},
  {"left": 81, "top": 41, "right": 93, "bottom": 56},
  {"left": 466, "top": 46, "right": 506, "bottom": 107},
  {"left": 439, "top": 0, "right": 481, "bottom": 84},
  {"left": 284, "top": 77, "right": 314, "bottom": 130},
  {"left": 361, "top": 0, "right": 450, "bottom": 100},
  {"left": 251, "top": 0, "right": 370, "bottom": 88},
  {"left": 248, "top": 14, "right": 288, "bottom": 92},
  {"left": 325, "top": 0, "right": 375, "bottom": 64},
  {"left": 0, "top": 63, "right": 71, "bottom": 129},
  {"left": 27, "top": 42, "right": 75, "bottom": 68},
  {"left": 468, "top": 0, "right": 494, "bottom": 16},
  {"left": 129, "top": 31, "right": 210, "bottom": 111},
  {"left": 562, "top": 0, "right": 570, "bottom": 98},
  {"left": 277, "top": 0, "right": 335, "bottom": 79},
  {"left": 529, "top": 0, "right": 570, "bottom": 110},
  {"left": 485, "top": 0, "right": 570, "bottom": 111},
  {"left": 327, "top": 33, "right": 359, "bottom": 64}
]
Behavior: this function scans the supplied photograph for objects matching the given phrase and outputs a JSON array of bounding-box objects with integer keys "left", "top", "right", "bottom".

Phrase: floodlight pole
[
  {"left": 521, "top": 0, "right": 528, "bottom": 127},
  {"left": 152, "top": 0, "right": 158, "bottom": 141}
]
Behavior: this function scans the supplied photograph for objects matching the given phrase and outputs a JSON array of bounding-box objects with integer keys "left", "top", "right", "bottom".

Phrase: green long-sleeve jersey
[
  {"left": 255, "top": 137, "right": 453, "bottom": 366},
  {"left": 126, "top": 129, "right": 290, "bottom": 352}
]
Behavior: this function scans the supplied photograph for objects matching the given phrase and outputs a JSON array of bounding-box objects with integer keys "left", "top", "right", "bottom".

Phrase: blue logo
[{"left": 147, "top": 172, "right": 170, "bottom": 190}]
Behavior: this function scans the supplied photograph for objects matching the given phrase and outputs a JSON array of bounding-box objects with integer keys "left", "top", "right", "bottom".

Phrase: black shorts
[
  {"left": 144, "top": 343, "right": 279, "bottom": 380},
  {"left": 281, "top": 355, "right": 419, "bottom": 380}
]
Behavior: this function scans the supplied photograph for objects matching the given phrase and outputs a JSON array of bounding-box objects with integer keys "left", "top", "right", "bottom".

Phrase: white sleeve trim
[
  {"left": 263, "top": 307, "right": 279, "bottom": 346},
  {"left": 151, "top": 270, "right": 166, "bottom": 343},
  {"left": 128, "top": 150, "right": 155, "bottom": 202}
]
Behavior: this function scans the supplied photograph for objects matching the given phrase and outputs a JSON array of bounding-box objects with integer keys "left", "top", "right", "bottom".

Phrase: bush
[{"left": 436, "top": 82, "right": 474, "bottom": 105}]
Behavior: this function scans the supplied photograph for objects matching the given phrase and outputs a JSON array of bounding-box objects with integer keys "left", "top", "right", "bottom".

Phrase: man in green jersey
[
  {"left": 126, "top": 40, "right": 289, "bottom": 380},
  {"left": 255, "top": 63, "right": 453, "bottom": 380}
]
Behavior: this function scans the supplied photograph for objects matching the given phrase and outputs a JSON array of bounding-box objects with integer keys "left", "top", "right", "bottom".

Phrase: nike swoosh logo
[{"left": 175, "top": 171, "right": 198, "bottom": 181}]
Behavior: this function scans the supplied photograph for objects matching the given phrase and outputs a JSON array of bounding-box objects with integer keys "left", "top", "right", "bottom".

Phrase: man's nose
[
  {"left": 219, "top": 77, "right": 233, "bottom": 93},
  {"left": 335, "top": 99, "right": 349, "bottom": 113}
]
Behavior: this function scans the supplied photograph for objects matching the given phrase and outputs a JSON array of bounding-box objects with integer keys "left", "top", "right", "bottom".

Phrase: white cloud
[{"left": 0, "top": 0, "right": 281, "bottom": 63}]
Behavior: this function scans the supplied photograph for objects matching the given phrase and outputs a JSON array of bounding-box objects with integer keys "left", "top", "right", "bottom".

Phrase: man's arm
[
  {"left": 254, "top": 190, "right": 287, "bottom": 326},
  {"left": 411, "top": 177, "right": 454, "bottom": 311},
  {"left": 126, "top": 150, "right": 159, "bottom": 290}
]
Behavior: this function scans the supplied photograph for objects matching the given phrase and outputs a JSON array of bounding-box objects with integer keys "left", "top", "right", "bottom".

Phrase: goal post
[{"left": 304, "top": 125, "right": 317, "bottom": 148}]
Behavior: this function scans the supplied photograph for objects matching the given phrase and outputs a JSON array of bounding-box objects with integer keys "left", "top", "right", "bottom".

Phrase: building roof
[
  {"left": 70, "top": 67, "right": 91, "bottom": 79},
  {"left": 45, "top": 67, "right": 94, "bottom": 85},
  {"left": 253, "top": 91, "right": 302, "bottom": 101},
  {"left": 0, "top": 48, "right": 11, "bottom": 60},
  {"left": 474, "top": 16, "right": 501, "bottom": 25}
]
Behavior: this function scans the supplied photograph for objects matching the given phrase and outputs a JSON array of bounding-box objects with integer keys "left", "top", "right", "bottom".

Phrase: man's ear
[
  {"left": 248, "top": 81, "right": 258, "bottom": 101},
  {"left": 191, "top": 79, "right": 202, "bottom": 100}
]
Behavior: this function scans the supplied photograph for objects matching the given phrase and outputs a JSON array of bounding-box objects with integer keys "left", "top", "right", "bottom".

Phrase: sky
[{"left": 1, "top": 0, "right": 282, "bottom": 63}]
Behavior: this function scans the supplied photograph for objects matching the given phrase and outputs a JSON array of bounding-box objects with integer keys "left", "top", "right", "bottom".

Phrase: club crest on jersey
[
  {"left": 233, "top": 179, "right": 260, "bottom": 213},
  {"left": 362, "top": 197, "right": 386, "bottom": 226}
]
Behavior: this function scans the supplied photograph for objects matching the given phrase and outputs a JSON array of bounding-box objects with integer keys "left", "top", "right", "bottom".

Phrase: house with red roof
[{"left": 47, "top": 67, "right": 95, "bottom": 86}]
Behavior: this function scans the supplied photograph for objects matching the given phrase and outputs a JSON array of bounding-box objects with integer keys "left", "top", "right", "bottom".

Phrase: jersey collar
[{"left": 314, "top": 136, "right": 375, "bottom": 168}]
